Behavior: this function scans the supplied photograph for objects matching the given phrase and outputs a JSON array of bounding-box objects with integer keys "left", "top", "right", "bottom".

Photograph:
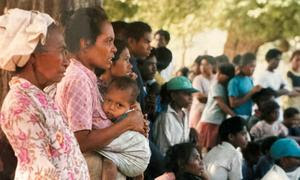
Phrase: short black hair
[
  {"left": 201, "top": 55, "right": 216, "bottom": 66},
  {"left": 240, "top": 52, "right": 256, "bottom": 67},
  {"left": 155, "top": 47, "right": 172, "bottom": 71},
  {"left": 232, "top": 54, "right": 242, "bottom": 66},
  {"left": 252, "top": 87, "right": 276, "bottom": 105},
  {"left": 112, "top": 20, "right": 128, "bottom": 41},
  {"left": 165, "top": 142, "right": 198, "bottom": 176},
  {"left": 111, "top": 39, "right": 128, "bottom": 63},
  {"left": 219, "top": 116, "right": 246, "bottom": 142},
  {"left": 154, "top": 29, "right": 171, "bottom": 43},
  {"left": 265, "top": 48, "right": 282, "bottom": 62},
  {"left": 242, "top": 142, "right": 261, "bottom": 162},
  {"left": 290, "top": 50, "right": 300, "bottom": 62},
  {"left": 260, "top": 100, "right": 280, "bottom": 119},
  {"left": 284, "top": 107, "right": 300, "bottom": 119},
  {"left": 215, "top": 54, "right": 230, "bottom": 65},
  {"left": 65, "top": 7, "right": 108, "bottom": 53},
  {"left": 218, "top": 63, "right": 235, "bottom": 80},
  {"left": 177, "top": 67, "right": 189, "bottom": 77},
  {"left": 126, "top": 21, "right": 152, "bottom": 41},
  {"left": 108, "top": 76, "right": 139, "bottom": 104},
  {"left": 260, "top": 136, "right": 280, "bottom": 155}
]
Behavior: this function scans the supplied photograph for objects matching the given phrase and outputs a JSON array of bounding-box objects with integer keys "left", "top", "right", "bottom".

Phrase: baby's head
[{"left": 102, "top": 76, "right": 139, "bottom": 119}]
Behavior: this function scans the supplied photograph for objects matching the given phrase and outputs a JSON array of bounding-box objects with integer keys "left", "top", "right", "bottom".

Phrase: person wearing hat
[
  {"left": 0, "top": 9, "right": 89, "bottom": 179},
  {"left": 152, "top": 76, "right": 198, "bottom": 155},
  {"left": 262, "top": 138, "right": 300, "bottom": 180}
]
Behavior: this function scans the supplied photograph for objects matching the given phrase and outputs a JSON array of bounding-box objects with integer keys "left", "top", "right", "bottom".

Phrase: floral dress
[{"left": 0, "top": 77, "right": 90, "bottom": 180}]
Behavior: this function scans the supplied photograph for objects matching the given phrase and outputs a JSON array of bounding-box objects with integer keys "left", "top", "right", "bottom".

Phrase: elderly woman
[
  {"left": 54, "top": 7, "right": 147, "bottom": 179},
  {"left": 0, "top": 9, "right": 89, "bottom": 179}
]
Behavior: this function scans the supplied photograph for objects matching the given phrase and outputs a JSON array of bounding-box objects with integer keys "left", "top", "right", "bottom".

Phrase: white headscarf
[{"left": 0, "top": 8, "right": 54, "bottom": 71}]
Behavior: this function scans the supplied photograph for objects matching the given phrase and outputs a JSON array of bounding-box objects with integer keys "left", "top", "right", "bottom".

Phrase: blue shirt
[{"left": 228, "top": 75, "right": 254, "bottom": 117}]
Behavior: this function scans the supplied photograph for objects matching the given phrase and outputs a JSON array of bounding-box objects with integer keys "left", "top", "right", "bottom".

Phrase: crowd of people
[{"left": 0, "top": 6, "right": 300, "bottom": 180}]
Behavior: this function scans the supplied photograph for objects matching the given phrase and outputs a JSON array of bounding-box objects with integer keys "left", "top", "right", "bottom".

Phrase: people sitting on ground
[
  {"left": 255, "top": 136, "right": 280, "bottom": 179},
  {"left": 228, "top": 53, "right": 262, "bottom": 119},
  {"left": 283, "top": 107, "right": 300, "bottom": 143},
  {"left": 262, "top": 138, "right": 300, "bottom": 180},
  {"left": 153, "top": 76, "right": 198, "bottom": 155},
  {"left": 156, "top": 142, "right": 209, "bottom": 180},
  {"left": 247, "top": 88, "right": 276, "bottom": 130},
  {"left": 250, "top": 100, "right": 288, "bottom": 141},
  {"left": 242, "top": 142, "right": 261, "bottom": 180},
  {"left": 198, "top": 63, "right": 236, "bottom": 152},
  {"left": 204, "top": 116, "right": 248, "bottom": 180},
  {"left": 98, "top": 76, "right": 151, "bottom": 177}
]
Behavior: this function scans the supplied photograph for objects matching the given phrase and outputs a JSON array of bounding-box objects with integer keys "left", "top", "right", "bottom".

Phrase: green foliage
[{"left": 104, "top": 0, "right": 300, "bottom": 42}]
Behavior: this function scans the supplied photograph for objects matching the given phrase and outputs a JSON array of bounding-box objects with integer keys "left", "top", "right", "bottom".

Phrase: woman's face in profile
[
  {"left": 34, "top": 27, "right": 69, "bottom": 86},
  {"left": 184, "top": 148, "right": 205, "bottom": 176},
  {"left": 110, "top": 47, "right": 132, "bottom": 77}
]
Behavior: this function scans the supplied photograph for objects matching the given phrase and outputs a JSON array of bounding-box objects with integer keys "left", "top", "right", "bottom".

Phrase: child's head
[
  {"left": 216, "top": 63, "right": 235, "bottom": 84},
  {"left": 284, "top": 107, "right": 300, "bottom": 128},
  {"left": 252, "top": 88, "right": 276, "bottom": 108},
  {"left": 239, "top": 52, "right": 256, "bottom": 76},
  {"left": 166, "top": 76, "right": 198, "bottom": 109},
  {"left": 219, "top": 116, "right": 248, "bottom": 149},
  {"left": 102, "top": 76, "right": 139, "bottom": 119},
  {"left": 260, "top": 100, "right": 280, "bottom": 123},
  {"left": 242, "top": 142, "right": 261, "bottom": 166},
  {"left": 165, "top": 142, "right": 204, "bottom": 177}
]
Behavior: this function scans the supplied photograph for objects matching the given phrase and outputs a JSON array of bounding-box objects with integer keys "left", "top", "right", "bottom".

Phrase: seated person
[
  {"left": 255, "top": 136, "right": 279, "bottom": 179},
  {"left": 248, "top": 88, "right": 276, "bottom": 130},
  {"left": 262, "top": 138, "right": 300, "bottom": 180},
  {"left": 204, "top": 116, "right": 248, "bottom": 180},
  {"left": 156, "top": 142, "right": 209, "bottom": 180},
  {"left": 153, "top": 76, "right": 198, "bottom": 155},
  {"left": 250, "top": 100, "right": 288, "bottom": 140},
  {"left": 97, "top": 76, "right": 151, "bottom": 177},
  {"left": 241, "top": 142, "right": 261, "bottom": 180},
  {"left": 283, "top": 107, "right": 300, "bottom": 142}
]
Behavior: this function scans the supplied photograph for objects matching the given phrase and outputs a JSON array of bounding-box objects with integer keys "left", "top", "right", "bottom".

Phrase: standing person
[
  {"left": 153, "top": 76, "right": 198, "bottom": 155},
  {"left": 55, "top": 7, "right": 146, "bottom": 180},
  {"left": 0, "top": 9, "right": 89, "bottom": 179},
  {"left": 189, "top": 55, "right": 215, "bottom": 129},
  {"left": 126, "top": 21, "right": 152, "bottom": 112},
  {"left": 255, "top": 48, "right": 298, "bottom": 121},
  {"left": 283, "top": 50, "right": 300, "bottom": 111},
  {"left": 198, "top": 63, "right": 236, "bottom": 151},
  {"left": 204, "top": 116, "right": 248, "bottom": 180},
  {"left": 228, "top": 53, "right": 262, "bottom": 119}
]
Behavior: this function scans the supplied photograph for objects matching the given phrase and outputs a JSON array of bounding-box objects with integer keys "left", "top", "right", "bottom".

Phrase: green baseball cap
[{"left": 166, "top": 76, "right": 198, "bottom": 93}]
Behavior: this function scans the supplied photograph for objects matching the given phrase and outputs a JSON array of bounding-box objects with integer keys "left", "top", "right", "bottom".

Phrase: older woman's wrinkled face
[
  {"left": 34, "top": 27, "right": 69, "bottom": 86},
  {"left": 85, "top": 21, "right": 117, "bottom": 70}
]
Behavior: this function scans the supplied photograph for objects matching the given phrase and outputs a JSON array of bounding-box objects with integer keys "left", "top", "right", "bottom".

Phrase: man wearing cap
[
  {"left": 262, "top": 138, "right": 300, "bottom": 180},
  {"left": 152, "top": 76, "right": 198, "bottom": 155}
]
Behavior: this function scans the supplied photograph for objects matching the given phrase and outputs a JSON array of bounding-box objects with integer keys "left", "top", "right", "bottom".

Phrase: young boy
[
  {"left": 250, "top": 100, "right": 288, "bottom": 141},
  {"left": 283, "top": 107, "right": 300, "bottom": 142},
  {"left": 96, "top": 76, "right": 151, "bottom": 177},
  {"left": 153, "top": 76, "right": 198, "bottom": 155},
  {"left": 204, "top": 116, "right": 248, "bottom": 180}
]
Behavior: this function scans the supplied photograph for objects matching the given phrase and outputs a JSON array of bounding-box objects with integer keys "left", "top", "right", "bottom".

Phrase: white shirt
[
  {"left": 204, "top": 142, "right": 243, "bottom": 180},
  {"left": 262, "top": 165, "right": 289, "bottom": 180},
  {"left": 254, "top": 70, "right": 287, "bottom": 91},
  {"left": 153, "top": 105, "right": 190, "bottom": 155}
]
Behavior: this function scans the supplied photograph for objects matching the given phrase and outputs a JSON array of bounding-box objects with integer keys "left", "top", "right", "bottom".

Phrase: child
[
  {"left": 242, "top": 142, "right": 261, "bottom": 180},
  {"left": 96, "top": 76, "right": 151, "bottom": 177},
  {"left": 228, "top": 53, "right": 262, "bottom": 119},
  {"left": 248, "top": 88, "right": 277, "bottom": 130},
  {"left": 204, "top": 116, "right": 248, "bottom": 180},
  {"left": 161, "top": 142, "right": 209, "bottom": 180},
  {"left": 250, "top": 100, "right": 288, "bottom": 140},
  {"left": 198, "top": 63, "right": 236, "bottom": 151},
  {"left": 153, "top": 76, "right": 198, "bottom": 155},
  {"left": 283, "top": 107, "right": 300, "bottom": 142}
]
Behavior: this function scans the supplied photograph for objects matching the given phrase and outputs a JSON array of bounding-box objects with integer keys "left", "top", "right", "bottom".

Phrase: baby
[{"left": 96, "top": 76, "right": 151, "bottom": 177}]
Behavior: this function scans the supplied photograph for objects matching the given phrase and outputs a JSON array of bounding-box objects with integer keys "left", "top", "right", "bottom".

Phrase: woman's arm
[
  {"left": 75, "top": 110, "right": 145, "bottom": 152},
  {"left": 229, "top": 85, "right": 262, "bottom": 108},
  {"left": 215, "top": 97, "right": 235, "bottom": 117}
]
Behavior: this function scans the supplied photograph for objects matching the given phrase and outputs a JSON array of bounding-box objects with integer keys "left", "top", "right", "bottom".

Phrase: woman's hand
[{"left": 124, "top": 110, "right": 147, "bottom": 135}]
